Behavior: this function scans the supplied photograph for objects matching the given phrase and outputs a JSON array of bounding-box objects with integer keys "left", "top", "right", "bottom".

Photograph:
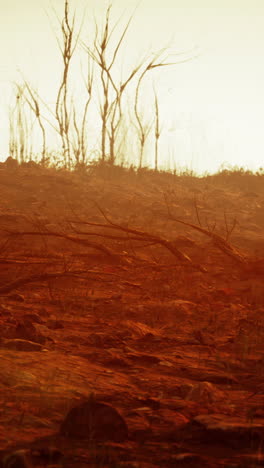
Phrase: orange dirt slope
[{"left": 0, "top": 161, "right": 264, "bottom": 467}]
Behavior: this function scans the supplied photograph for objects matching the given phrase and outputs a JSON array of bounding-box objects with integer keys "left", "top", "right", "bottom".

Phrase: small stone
[
  {"left": 60, "top": 396, "right": 128, "bottom": 442},
  {"left": 185, "top": 381, "right": 225, "bottom": 404},
  {"left": 15, "top": 320, "right": 46, "bottom": 344}
]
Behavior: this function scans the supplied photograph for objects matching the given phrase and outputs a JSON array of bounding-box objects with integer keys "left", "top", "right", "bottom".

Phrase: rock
[
  {"left": 185, "top": 381, "right": 226, "bottom": 404},
  {"left": 14, "top": 320, "right": 46, "bottom": 344},
  {"left": 60, "top": 396, "right": 128, "bottom": 442},
  {"left": 150, "top": 409, "right": 189, "bottom": 440}
]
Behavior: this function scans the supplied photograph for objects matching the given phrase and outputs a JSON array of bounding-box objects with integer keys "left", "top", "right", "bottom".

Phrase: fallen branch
[
  {"left": 5, "top": 229, "right": 118, "bottom": 258},
  {"left": 70, "top": 216, "right": 191, "bottom": 262},
  {"left": 167, "top": 213, "right": 247, "bottom": 264},
  {"left": 0, "top": 268, "right": 122, "bottom": 295},
  {"left": 68, "top": 205, "right": 207, "bottom": 271},
  {"left": 0, "top": 259, "right": 61, "bottom": 266}
]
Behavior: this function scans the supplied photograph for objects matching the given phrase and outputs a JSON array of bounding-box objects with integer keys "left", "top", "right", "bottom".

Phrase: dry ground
[{"left": 0, "top": 160, "right": 264, "bottom": 467}]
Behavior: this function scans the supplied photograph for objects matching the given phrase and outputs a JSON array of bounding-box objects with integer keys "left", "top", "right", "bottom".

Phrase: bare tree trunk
[
  {"left": 154, "top": 89, "right": 161, "bottom": 171},
  {"left": 55, "top": 0, "right": 80, "bottom": 168}
]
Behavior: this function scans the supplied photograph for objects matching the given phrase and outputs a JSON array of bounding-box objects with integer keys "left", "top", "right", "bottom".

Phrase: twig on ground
[
  {"left": 0, "top": 268, "right": 124, "bottom": 295},
  {"left": 69, "top": 204, "right": 207, "bottom": 271},
  {"left": 5, "top": 229, "right": 118, "bottom": 258},
  {"left": 166, "top": 210, "right": 246, "bottom": 264}
]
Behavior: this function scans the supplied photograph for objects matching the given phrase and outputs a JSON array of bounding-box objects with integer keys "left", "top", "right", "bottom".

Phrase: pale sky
[{"left": 0, "top": 0, "right": 264, "bottom": 173}]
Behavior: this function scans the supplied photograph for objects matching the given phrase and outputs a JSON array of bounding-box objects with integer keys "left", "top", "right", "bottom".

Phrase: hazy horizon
[{"left": 0, "top": 0, "right": 264, "bottom": 174}]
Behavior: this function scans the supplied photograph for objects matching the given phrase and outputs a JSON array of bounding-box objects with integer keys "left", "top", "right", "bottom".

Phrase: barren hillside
[{"left": 0, "top": 160, "right": 264, "bottom": 467}]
